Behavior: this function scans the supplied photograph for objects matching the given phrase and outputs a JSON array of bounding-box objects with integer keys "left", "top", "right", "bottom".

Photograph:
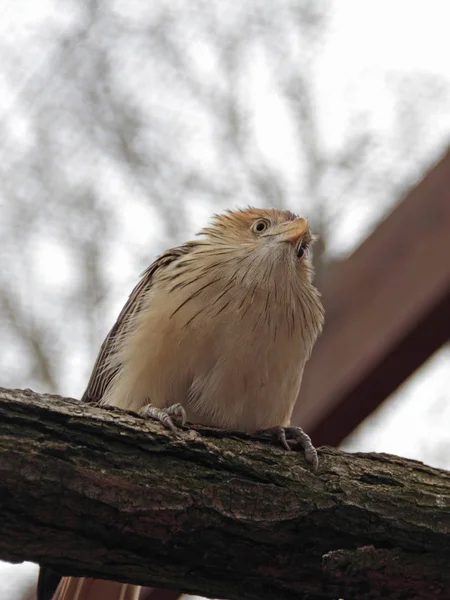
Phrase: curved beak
[{"left": 268, "top": 217, "right": 308, "bottom": 246}]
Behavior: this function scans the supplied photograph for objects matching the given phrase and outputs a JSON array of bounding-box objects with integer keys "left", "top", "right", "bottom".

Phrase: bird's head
[{"left": 198, "top": 207, "right": 316, "bottom": 283}]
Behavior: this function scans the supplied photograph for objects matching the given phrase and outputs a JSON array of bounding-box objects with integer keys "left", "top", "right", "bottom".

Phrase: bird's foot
[
  {"left": 257, "top": 425, "right": 318, "bottom": 471},
  {"left": 139, "top": 403, "right": 186, "bottom": 434}
]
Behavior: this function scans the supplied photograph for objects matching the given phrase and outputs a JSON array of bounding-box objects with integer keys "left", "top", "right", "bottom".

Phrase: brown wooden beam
[{"left": 294, "top": 148, "right": 450, "bottom": 446}]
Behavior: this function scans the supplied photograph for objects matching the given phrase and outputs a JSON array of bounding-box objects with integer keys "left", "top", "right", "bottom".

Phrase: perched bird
[{"left": 38, "top": 207, "right": 324, "bottom": 600}]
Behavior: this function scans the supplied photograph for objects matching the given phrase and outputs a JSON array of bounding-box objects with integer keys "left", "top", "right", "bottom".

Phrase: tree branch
[{"left": 1, "top": 387, "right": 449, "bottom": 600}]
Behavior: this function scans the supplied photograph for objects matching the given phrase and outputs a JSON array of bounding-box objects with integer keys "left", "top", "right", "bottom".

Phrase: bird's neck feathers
[{"left": 159, "top": 239, "right": 324, "bottom": 351}]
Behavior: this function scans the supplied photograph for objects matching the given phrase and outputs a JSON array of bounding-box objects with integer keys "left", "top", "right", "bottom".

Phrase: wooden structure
[{"left": 294, "top": 148, "right": 450, "bottom": 445}]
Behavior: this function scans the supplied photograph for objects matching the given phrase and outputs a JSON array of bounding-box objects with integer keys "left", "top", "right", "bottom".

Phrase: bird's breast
[
  {"left": 122, "top": 275, "right": 308, "bottom": 429},
  {"left": 104, "top": 271, "right": 315, "bottom": 433}
]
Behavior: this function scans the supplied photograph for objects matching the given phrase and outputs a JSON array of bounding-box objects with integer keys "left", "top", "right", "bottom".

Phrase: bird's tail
[{"left": 51, "top": 577, "right": 141, "bottom": 600}]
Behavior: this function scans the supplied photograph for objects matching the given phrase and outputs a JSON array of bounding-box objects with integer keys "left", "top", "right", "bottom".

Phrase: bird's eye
[
  {"left": 252, "top": 219, "right": 270, "bottom": 234},
  {"left": 296, "top": 242, "right": 309, "bottom": 258}
]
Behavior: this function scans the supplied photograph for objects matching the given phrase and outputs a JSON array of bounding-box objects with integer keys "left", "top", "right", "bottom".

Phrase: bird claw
[
  {"left": 257, "top": 425, "right": 319, "bottom": 471},
  {"left": 139, "top": 402, "right": 186, "bottom": 434}
]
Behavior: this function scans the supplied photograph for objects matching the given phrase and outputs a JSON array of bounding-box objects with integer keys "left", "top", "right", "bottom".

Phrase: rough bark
[{"left": 0, "top": 387, "right": 449, "bottom": 600}]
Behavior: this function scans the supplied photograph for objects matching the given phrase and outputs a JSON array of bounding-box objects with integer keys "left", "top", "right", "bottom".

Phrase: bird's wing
[{"left": 82, "top": 245, "right": 190, "bottom": 405}]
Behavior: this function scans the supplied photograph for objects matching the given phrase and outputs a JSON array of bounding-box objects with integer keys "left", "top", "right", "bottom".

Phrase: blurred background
[{"left": 0, "top": 0, "right": 449, "bottom": 598}]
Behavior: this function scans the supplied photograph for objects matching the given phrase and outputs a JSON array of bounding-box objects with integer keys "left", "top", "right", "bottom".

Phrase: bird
[{"left": 37, "top": 206, "right": 324, "bottom": 600}]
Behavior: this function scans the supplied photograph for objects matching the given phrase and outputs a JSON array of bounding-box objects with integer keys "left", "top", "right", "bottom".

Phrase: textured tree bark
[{"left": 0, "top": 387, "right": 450, "bottom": 600}]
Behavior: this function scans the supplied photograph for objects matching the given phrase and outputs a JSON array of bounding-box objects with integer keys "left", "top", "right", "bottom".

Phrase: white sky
[{"left": 1, "top": 1, "right": 450, "bottom": 598}]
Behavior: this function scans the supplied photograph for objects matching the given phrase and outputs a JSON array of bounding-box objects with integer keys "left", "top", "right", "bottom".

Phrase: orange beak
[{"left": 270, "top": 217, "right": 308, "bottom": 245}]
